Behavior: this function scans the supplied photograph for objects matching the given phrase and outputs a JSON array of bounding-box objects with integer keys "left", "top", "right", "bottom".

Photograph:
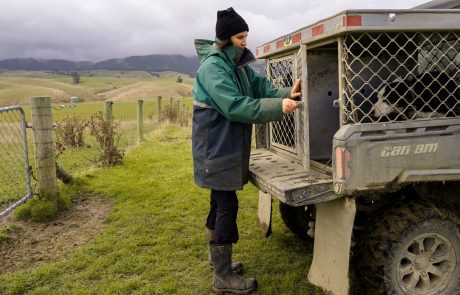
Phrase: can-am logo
[{"left": 380, "top": 143, "right": 438, "bottom": 157}]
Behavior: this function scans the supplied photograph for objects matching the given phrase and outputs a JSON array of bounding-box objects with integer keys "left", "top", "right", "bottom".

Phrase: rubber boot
[
  {"left": 207, "top": 228, "right": 243, "bottom": 274},
  {"left": 210, "top": 244, "right": 257, "bottom": 294}
]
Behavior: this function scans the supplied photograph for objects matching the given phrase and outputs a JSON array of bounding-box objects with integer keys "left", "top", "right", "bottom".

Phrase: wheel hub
[
  {"left": 397, "top": 233, "right": 456, "bottom": 295},
  {"left": 414, "top": 256, "right": 429, "bottom": 270}
]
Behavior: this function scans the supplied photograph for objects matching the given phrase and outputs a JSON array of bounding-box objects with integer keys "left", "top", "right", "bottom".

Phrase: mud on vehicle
[{"left": 249, "top": 1, "right": 460, "bottom": 294}]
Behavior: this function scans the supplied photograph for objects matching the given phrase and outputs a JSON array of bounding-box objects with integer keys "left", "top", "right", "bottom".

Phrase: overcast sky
[{"left": 0, "top": 0, "right": 426, "bottom": 61}]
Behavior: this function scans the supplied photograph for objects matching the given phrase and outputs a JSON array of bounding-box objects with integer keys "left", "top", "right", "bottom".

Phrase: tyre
[
  {"left": 356, "top": 202, "right": 460, "bottom": 295},
  {"left": 278, "top": 202, "right": 315, "bottom": 240}
]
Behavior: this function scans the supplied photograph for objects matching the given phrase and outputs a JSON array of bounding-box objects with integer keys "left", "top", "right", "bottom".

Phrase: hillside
[
  {"left": 0, "top": 55, "right": 200, "bottom": 76},
  {"left": 0, "top": 54, "right": 266, "bottom": 77},
  {"left": 0, "top": 70, "right": 194, "bottom": 106},
  {"left": 93, "top": 55, "right": 199, "bottom": 76}
]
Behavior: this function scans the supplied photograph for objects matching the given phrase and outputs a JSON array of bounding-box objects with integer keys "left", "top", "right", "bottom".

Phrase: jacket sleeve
[
  {"left": 245, "top": 66, "right": 292, "bottom": 99},
  {"left": 196, "top": 60, "right": 283, "bottom": 124}
]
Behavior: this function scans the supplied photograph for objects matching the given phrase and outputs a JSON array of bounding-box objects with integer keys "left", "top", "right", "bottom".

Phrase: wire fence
[
  {"left": 49, "top": 96, "right": 191, "bottom": 146},
  {"left": 0, "top": 106, "right": 33, "bottom": 217},
  {"left": 0, "top": 97, "right": 191, "bottom": 218},
  {"left": 51, "top": 97, "right": 192, "bottom": 171}
]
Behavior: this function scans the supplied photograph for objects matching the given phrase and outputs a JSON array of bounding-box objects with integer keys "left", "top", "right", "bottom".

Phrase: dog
[{"left": 372, "top": 71, "right": 459, "bottom": 121}]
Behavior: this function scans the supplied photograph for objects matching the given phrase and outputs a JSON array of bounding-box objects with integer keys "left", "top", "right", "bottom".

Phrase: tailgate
[{"left": 249, "top": 149, "right": 337, "bottom": 206}]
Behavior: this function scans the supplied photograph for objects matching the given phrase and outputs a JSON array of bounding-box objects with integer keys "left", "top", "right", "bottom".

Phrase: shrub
[
  {"left": 163, "top": 101, "right": 189, "bottom": 127},
  {"left": 71, "top": 72, "right": 80, "bottom": 84},
  {"left": 55, "top": 115, "right": 87, "bottom": 149},
  {"left": 88, "top": 111, "right": 124, "bottom": 167}
]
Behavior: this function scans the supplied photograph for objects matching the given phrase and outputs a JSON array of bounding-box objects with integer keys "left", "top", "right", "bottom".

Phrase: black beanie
[{"left": 215, "top": 7, "right": 249, "bottom": 41}]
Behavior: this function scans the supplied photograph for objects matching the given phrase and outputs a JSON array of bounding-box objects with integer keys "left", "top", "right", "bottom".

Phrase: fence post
[
  {"left": 157, "top": 96, "right": 162, "bottom": 124},
  {"left": 104, "top": 100, "right": 113, "bottom": 121},
  {"left": 103, "top": 100, "right": 115, "bottom": 151},
  {"left": 169, "top": 97, "right": 173, "bottom": 120},
  {"left": 137, "top": 99, "right": 144, "bottom": 142},
  {"left": 30, "top": 97, "right": 58, "bottom": 200}
]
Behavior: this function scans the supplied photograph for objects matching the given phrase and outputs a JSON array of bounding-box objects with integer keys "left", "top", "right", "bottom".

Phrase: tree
[
  {"left": 71, "top": 72, "right": 80, "bottom": 84},
  {"left": 176, "top": 75, "right": 183, "bottom": 83}
]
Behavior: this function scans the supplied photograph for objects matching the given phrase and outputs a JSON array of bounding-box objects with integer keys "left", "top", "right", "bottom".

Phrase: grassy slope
[
  {"left": 0, "top": 125, "right": 323, "bottom": 295},
  {"left": 0, "top": 77, "right": 95, "bottom": 105},
  {"left": 0, "top": 96, "right": 193, "bottom": 206},
  {"left": 0, "top": 71, "right": 193, "bottom": 106}
]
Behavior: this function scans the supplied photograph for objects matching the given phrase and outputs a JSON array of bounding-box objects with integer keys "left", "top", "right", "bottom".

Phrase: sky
[{"left": 0, "top": 0, "right": 426, "bottom": 62}]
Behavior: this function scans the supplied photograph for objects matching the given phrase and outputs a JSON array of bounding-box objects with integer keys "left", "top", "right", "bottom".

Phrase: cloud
[{"left": 0, "top": 0, "right": 424, "bottom": 61}]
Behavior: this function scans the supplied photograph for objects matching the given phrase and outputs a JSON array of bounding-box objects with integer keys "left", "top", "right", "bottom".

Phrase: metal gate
[
  {"left": 0, "top": 106, "right": 33, "bottom": 217},
  {"left": 267, "top": 55, "right": 297, "bottom": 154}
]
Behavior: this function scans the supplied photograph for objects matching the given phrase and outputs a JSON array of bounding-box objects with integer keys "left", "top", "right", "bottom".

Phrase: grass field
[
  {"left": 0, "top": 70, "right": 194, "bottom": 106},
  {"left": 0, "top": 95, "right": 193, "bottom": 209},
  {"left": 0, "top": 70, "right": 327, "bottom": 294},
  {"left": 0, "top": 124, "right": 325, "bottom": 295}
]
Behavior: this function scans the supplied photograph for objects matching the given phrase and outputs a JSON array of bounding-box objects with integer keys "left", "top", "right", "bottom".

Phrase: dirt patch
[{"left": 0, "top": 193, "right": 112, "bottom": 274}]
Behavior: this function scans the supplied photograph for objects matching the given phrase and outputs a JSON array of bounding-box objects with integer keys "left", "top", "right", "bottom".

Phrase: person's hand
[
  {"left": 282, "top": 98, "right": 298, "bottom": 114},
  {"left": 291, "top": 79, "right": 301, "bottom": 100}
]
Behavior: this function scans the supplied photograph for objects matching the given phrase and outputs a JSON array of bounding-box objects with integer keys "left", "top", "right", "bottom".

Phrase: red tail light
[
  {"left": 335, "top": 147, "right": 343, "bottom": 179},
  {"left": 335, "top": 147, "right": 351, "bottom": 179}
]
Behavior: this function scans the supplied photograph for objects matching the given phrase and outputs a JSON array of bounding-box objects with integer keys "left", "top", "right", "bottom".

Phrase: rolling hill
[
  {"left": 0, "top": 55, "right": 200, "bottom": 76},
  {"left": 0, "top": 70, "right": 194, "bottom": 106}
]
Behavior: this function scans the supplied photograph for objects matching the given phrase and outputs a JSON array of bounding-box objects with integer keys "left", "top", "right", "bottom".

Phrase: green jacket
[
  {"left": 192, "top": 39, "right": 291, "bottom": 190},
  {"left": 192, "top": 39, "right": 291, "bottom": 123}
]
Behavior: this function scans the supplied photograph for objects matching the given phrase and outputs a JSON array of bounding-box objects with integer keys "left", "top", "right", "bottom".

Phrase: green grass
[
  {"left": 0, "top": 125, "right": 323, "bottom": 295},
  {"left": 0, "top": 226, "right": 10, "bottom": 244},
  {"left": 0, "top": 77, "right": 96, "bottom": 104},
  {"left": 0, "top": 98, "right": 192, "bottom": 207},
  {"left": 78, "top": 77, "right": 145, "bottom": 90},
  {"left": 0, "top": 70, "right": 194, "bottom": 106}
]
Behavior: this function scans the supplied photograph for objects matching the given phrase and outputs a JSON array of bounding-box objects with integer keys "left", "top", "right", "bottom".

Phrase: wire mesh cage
[
  {"left": 267, "top": 55, "right": 296, "bottom": 153},
  {"left": 0, "top": 107, "right": 32, "bottom": 217},
  {"left": 342, "top": 31, "right": 460, "bottom": 124}
]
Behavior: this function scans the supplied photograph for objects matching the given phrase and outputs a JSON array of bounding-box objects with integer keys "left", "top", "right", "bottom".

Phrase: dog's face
[
  {"left": 372, "top": 71, "right": 457, "bottom": 120},
  {"left": 373, "top": 77, "right": 407, "bottom": 117}
]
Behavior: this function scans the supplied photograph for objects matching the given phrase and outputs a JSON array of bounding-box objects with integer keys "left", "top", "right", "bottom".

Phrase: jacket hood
[
  {"left": 194, "top": 38, "right": 256, "bottom": 68},
  {"left": 194, "top": 39, "right": 220, "bottom": 64}
]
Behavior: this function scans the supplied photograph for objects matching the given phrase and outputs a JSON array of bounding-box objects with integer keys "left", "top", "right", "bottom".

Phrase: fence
[
  {"left": 0, "top": 106, "right": 32, "bottom": 217},
  {"left": 0, "top": 96, "right": 191, "bottom": 218},
  {"left": 50, "top": 96, "right": 191, "bottom": 175},
  {"left": 100, "top": 97, "right": 190, "bottom": 146}
]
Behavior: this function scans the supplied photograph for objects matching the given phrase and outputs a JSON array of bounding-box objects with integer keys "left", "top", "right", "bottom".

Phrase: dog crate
[{"left": 251, "top": 9, "right": 460, "bottom": 204}]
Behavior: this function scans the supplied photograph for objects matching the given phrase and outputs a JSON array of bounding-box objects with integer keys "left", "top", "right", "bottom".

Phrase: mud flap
[
  {"left": 308, "top": 197, "right": 356, "bottom": 295},
  {"left": 257, "top": 191, "right": 272, "bottom": 237}
]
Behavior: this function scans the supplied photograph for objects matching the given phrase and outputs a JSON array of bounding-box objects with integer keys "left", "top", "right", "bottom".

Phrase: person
[{"left": 192, "top": 7, "right": 301, "bottom": 294}]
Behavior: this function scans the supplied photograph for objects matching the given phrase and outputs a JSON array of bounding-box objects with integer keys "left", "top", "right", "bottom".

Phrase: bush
[
  {"left": 88, "top": 111, "right": 124, "bottom": 167},
  {"left": 71, "top": 72, "right": 80, "bottom": 84},
  {"left": 163, "top": 101, "right": 189, "bottom": 127},
  {"left": 55, "top": 115, "right": 87, "bottom": 149}
]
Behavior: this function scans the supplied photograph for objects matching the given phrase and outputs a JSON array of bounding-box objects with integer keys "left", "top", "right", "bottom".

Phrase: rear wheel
[
  {"left": 279, "top": 202, "right": 315, "bottom": 240},
  {"left": 356, "top": 202, "right": 460, "bottom": 295}
]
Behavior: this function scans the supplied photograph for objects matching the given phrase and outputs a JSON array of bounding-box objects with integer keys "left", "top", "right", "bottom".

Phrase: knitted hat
[{"left": 215, "top": 7, "right": 249, "bottom": 41}]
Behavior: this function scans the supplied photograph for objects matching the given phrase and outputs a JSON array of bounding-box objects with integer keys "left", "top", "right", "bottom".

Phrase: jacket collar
[
  {"left": 194, "top": 39, "right": 256, "bottom": 69},
  {"left": 222, "top": 45, "right": 257, "bottom": 69}
]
